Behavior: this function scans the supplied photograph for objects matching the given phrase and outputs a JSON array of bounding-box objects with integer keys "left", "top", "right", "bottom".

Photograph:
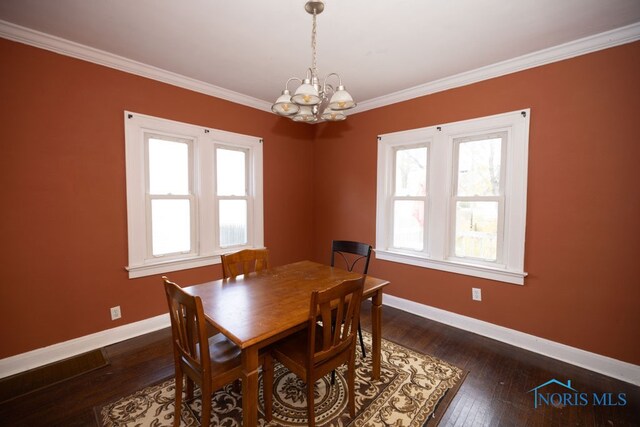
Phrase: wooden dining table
[{"left": 183, "top": 260, "right": 390, "bottom": 427}]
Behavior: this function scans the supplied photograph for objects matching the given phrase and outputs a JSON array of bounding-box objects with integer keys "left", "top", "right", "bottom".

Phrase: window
[
  {"left": 124, "top": 111, "right": 263, "bottom": 278},
  {"left": 376, "top": 109, "right": 530, "bottom": 284},
  {"left": 392, "top": 144, "right": 428, "bottom": 251},
  {"left": 451, "top": 132, "right": 506, "bottom": 263}
]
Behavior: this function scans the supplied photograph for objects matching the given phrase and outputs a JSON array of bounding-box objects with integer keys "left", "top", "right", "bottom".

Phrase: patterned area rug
[{"left": 97, "top": 332, "right": 464, "bottom": 426}]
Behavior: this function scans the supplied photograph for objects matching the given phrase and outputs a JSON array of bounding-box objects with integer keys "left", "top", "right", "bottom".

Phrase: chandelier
[{"left": 271, "top": 1, "right": 356, "bottom": 123}]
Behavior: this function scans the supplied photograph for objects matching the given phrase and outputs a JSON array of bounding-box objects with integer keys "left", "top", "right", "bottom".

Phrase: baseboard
[
  {"left": 383, "top": 294, "right": 640, "bottom": 386},
  {"left": 3, "top": 299, "right": 638, "bottom": 386},
  {"left": 0, "top": 314, "right": 170, "bottom": 379}
]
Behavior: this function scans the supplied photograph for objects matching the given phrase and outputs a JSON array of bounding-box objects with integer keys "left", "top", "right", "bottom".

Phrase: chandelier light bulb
[
  {"left": 272, "top": 89, "right": 300, "bottom": 116},
  {"left": 292, "top": 79, "right": 321, "bottom": 106},
  {"left": 328, "top": 85, "right": 356, "bottom": 111},
  {"left": 292, "top": 105, "right": 317, "bottom": 122},
  {"left": 321, "top": 107, "right": 346, "bottom": 121}
]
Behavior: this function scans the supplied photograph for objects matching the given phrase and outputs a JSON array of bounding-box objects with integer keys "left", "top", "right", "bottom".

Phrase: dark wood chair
[
  {"left": 263, "top": 276, "right": 364, "bottom": 427},
  {"left": 220, "top": 248, "right": 270, "bottom": 279},
  {"left": 331, "top": 240, "right": 372, "bottom": 358},
  {"left": 163, "top": 276, "right": 273, "bottom": 427}
]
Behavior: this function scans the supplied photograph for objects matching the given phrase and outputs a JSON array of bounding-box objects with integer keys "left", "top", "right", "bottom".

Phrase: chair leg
[
  {"left": 307, "top": 379, "right": 316, "bottom": 427},
  {"left": 358, "top": 323, "right": 366, "bottom": 358},
  {"left": 263, "top": 353, "right": 273, "bottom": 421},
  {"left": 185, "top": 377, "right": 194, "bottom": 400},
  {"left": 348, "top": 355, "right": 356, "bottom": 418},
  {"left": 173, "top": 371, "right": 184, "bottom": 427},
  {"left": 332, "top": 324, "right": 362, "bottom": 385},
  {"left": 232, "top": 379, "right": 241, "bottom": 394},
  {"left": 201, "top": 383, "right": 212, "bottom": 427}
]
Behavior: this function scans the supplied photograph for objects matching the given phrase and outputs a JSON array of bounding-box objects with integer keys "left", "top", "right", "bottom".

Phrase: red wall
[
  {"left": 2, "top": 36, "right": 639, "bottom": 367},
  {"left": 0, "top": 38, "right": 315, "bottom": 358},
  {"left": 313, "top": 41, "right": 640, "bottom": 365}
]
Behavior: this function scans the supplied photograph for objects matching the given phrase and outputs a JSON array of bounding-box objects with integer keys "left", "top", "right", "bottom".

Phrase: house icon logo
[
  {"left": 528, "top": 379, "right": 627, "bottom": 408},
  {"left": 528, "top": 379, "right": 581, "bottom": 409}
]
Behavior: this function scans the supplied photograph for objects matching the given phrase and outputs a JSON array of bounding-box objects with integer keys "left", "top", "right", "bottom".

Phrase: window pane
[
  {"left": 395, "top": 147, "right": 427, "bottom": 196},
  {"left": 148, "top": 137, "right": 189, "bottom": 195},
  {"left": 393, "top": 200, "right": 424, "bottom": 250},
  {"left": 457, "top": 137, "right": 502, "bottom": 197},
  {"left": 151, "top": 199, "right": 191, "bottom": 256},
  {"left": 217, "top": 148, "right": 246, "bottom": 196},
  {"left": 219, "top": 200, "right": 247, "bottom": 247},
  {"left": 454, "top": 201, "right": 498, "bottom": 261}
]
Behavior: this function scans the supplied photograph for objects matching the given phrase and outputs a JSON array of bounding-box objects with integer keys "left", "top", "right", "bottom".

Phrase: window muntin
[
  {"left": 124, "top": 111, "right": 263, "bottom": 278},
  {"left": 376, "top": 110, "right": 530, "bottom": 285}
]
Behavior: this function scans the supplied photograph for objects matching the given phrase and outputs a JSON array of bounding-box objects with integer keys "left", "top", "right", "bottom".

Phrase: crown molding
[
  {"left": 0, "top": 19, "right": 273, "bottom": 113},
  {"left": 1, "top": 19, "right": 639, "bottom": 117},
  {"left": 353, "top": 22, "right": 640, "bottom": 114}
]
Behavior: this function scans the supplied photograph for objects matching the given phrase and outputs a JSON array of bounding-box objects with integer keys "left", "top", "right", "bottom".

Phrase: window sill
[
  {"left": 126, "top": 254, "right": 221, "bottom": 279},
  {"left": 374, "top": 249, "right": 527, "bottom": 285}
]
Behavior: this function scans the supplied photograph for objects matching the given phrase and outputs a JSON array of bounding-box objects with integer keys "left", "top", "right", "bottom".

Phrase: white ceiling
[{"left": 1, "top": 0, "right": 639, "bottom": 114}]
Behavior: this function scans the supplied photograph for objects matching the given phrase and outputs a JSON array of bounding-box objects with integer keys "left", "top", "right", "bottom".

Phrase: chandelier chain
[{"left": 311, "top": 9, "right": 318, "bottom": 77}]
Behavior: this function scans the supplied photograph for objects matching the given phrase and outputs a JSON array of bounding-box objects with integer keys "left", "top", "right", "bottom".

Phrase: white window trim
[
  {"left": 449, "top": 131, "right": 508, "bottom": 265},
  {"left": 376, "top": 109, "right": 530, "bottom": 285},
  {"left": 391, "top": 142, "right": 430, "bottom": 252},
  {"left": 213, "top": 144, "right": 253, "bottom": 250},
  {"left": 124, "top": 111, "right": 264, "bottom": 278},
  {"left": 144, "top": 133, "right": 197, "bottom": 261}
]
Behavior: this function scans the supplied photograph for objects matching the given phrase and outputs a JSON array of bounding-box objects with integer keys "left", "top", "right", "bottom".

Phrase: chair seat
[
  {"left": 272, "top": 326, "right": 323, "bottom": 366},
  {"left": 273, "top": 321, "right": 356, "bottom": 383},
  {"left": 204, "top": 333, "right": 242, "bottom": 375}
]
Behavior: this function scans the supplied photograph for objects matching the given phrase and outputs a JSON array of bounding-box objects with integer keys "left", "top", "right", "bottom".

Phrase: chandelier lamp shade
[{"left": 271, "top": 1, "right": 356, "bottom": 123}]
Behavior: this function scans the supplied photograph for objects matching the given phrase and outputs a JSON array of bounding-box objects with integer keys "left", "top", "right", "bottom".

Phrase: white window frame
[
  {"left": 124, "top": 111, "right": 264, "bottom": 278},
  {"left": 389, "top": 142, "right": 430, "bottom": 253},
  {"left": 376, "top": 109, "right": 530, "bottom": 285},
  {"left": 449, "top": 131, "right": 507, "bottom": 266},
  {"left": 214, "top": 144, "right": 252, "bottom": 249},
  {"left": 144, "top": 133, "right": 197, "bottom": 260}
]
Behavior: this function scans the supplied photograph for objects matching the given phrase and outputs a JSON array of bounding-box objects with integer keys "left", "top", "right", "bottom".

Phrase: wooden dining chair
[
  {"left": 163, "top": 277, "right": 273, "bottom": 427},
  {"left": 331, "top": 240, "right": 372, "bottom": 358},
  {"left": 220, "top": 248, "right": 270, "bottom": 279},
  {"left": 263, "top": 276, "right": 364, "bottom": 427}
]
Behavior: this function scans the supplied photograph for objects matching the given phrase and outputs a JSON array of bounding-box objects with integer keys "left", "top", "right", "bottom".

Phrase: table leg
[
  {"left": 242, "top": 345, "right": 259, "bottom": 427},
  {"left": 371, "top": 290, "right": 383, "bottom": 380}
]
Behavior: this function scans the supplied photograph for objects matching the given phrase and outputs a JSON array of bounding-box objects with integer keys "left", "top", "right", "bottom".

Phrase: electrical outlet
[
  {"left": 110, "top": 306, "right": 122, "bottom": 320},
  {"left": 472, "top": 288, "right": 482, "bottom": 301}
]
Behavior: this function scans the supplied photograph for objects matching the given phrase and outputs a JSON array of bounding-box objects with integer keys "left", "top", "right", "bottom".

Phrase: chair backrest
[
  {"left": 330, "top": 240, "right": 372, "bottom": 274},
  {"left": 163, "top": 277, "right": 210, "bottom": 377},
  {"left": 307, "top": 276, "right": 364, "bottom": 367},
  {"left": 221, "top": 249, "right": 270, "bottom": 279}
]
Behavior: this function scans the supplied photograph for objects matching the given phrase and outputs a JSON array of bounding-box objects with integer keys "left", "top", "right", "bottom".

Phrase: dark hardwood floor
[{"left": 1, "top": 305, "right": 638, "bottom": 426}]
